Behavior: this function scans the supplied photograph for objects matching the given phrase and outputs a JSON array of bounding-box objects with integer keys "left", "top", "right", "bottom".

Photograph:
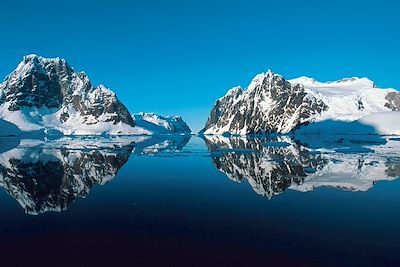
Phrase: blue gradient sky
[{"left": 0, "top": 0, "right": 399, "bottom": 131}]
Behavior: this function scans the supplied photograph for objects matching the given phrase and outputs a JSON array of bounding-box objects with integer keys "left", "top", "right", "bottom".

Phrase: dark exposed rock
[
  {"left": 201, "top": 71, "right": 327, "bottom": 135},
  {"left": 385, "top": 91, "right": 400, "bottom": 111}
]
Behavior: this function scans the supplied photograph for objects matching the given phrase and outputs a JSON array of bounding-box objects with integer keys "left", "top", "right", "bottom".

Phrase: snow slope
[
  {"left": 133, "top": 113, "right": 192, "bottom": 135},
  {"left": 290, "top": 77, "right": 400, "bottom": 135},
  {"left": 289, "top": 76, "right": 397, "bottom": 122}
]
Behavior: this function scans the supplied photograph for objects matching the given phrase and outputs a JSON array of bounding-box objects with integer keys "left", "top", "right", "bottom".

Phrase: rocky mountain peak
[
  {"left": 203, "top": 69, "right": 400, "bottom": 135},
  {"left": 247, "top": 70, "right": 284, "bottom": 92},
  {"left": 202, "top": 69, "right": 327, "bottom": 135},
  {"left": 1, "top": 54, "right": 86, "bottom": 110},
  {"left": 0, "top": 55, "right": 135, "bottom": 134}
]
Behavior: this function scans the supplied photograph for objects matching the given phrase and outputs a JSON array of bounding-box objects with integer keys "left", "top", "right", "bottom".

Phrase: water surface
[{"left": 0, "top": 134, "right": 399, "bottom": 266}]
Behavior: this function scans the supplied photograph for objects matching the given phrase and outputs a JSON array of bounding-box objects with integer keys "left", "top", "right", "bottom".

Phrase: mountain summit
[
  {"left": 202, "top": 70, "right": 400, "bottom": 135},
  {"left": 201, "top": 70, "right": 327, "bottom": 135},
  {"left": 0, "top": 54, "right": 144, "bottom": 135}
]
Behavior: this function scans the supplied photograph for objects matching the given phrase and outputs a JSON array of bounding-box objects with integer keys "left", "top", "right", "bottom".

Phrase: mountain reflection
[
  {"left": 204, "top": 135, "right": 400, "bottom": 199},
  {"left": 1, "top": 133, "right": 400, "bottom": 214},
  {"left": 0, "top": 139, "right": 132, "bottom": 215},
  {"left": 132, "top": 135, "right": 191, "bottom": 155},
  {"left": 0, "top": 135, "right": 190, "bottom": 215}
]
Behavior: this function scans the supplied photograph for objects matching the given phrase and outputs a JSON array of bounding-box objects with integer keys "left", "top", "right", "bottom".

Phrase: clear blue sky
[{"left": 0, "top": 0, "right": 399, "bottom": 131}]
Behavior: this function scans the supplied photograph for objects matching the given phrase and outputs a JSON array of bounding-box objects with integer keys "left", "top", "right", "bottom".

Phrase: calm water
[{"left": 0, "top": 135, "right": 400, "bottom": 266}]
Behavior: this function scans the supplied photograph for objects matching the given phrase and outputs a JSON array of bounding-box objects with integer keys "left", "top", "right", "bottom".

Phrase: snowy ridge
[
  {"left": 133, "top": 112, "right": 192, "bottom": 135},
  {"left": 289, "top": 76, "right": 397, "bottom": 122}
]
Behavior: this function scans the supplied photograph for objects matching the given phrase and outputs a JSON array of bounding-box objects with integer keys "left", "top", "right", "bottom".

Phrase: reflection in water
[
  {"left": 0, "top": 135, "right": 190, "bottom": 215},
  {"left": 0, "top": 139, "right": 133, "bottom": 215},
  {"left": 205, "top": 136, "right": 326, "bottom": 199},
  {"left": 132, "top": 135, "right": 191, "bottom": 155},
  {"left": 1, "top": 133, "right": 400, "bottom": 214},
  {"left": 205, "top": 135, "right": 400, "bottom": 199}
]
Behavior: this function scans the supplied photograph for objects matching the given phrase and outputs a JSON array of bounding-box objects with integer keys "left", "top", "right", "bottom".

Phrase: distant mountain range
[
  {"left": 201, "top": 70, "right": 400, "bottom": 135},
  {"left": 1, "top": 55, "right": 399, "bottom": 137},
  {"left": 0, "top": 55, "right": 191, "bottom": 136}
]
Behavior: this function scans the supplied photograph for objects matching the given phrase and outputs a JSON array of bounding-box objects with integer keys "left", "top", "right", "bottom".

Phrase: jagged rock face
[
  {"left": 59, "top": 84, "right": 134, "bottom": 126},
  {"left": 0, "top": 54, "right": 134, "bottom": 133},
  {"left": 0, "top": 145, "right": 132, "bottom": 215},
  {"left": 385, "top": 92, "right": 400, "bottom": 111},
  {"left": 202, "top": 71, "right": 327, "bottom": 135},
  {"left": 0, "top": 56, "right": 70, "bottom": 110}
]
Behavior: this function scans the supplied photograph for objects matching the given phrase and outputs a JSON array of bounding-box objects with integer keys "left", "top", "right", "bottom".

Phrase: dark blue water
[{"left": 0, "top": 135, "right": 399, "bottom": 266}]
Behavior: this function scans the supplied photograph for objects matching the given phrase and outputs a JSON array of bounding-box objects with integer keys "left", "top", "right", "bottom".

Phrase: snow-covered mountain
[
  {"left": 133, "top": 112, "right": 192, "bottom": 135},
  {"left": 0, "top": 54, "right": 149, "bottom": 135},
  {"left": 202, "top": 70, "right": 400, "bottom": 135},
  {"left": 201, "top": 70, "right": 327, "bottom": 135}
]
